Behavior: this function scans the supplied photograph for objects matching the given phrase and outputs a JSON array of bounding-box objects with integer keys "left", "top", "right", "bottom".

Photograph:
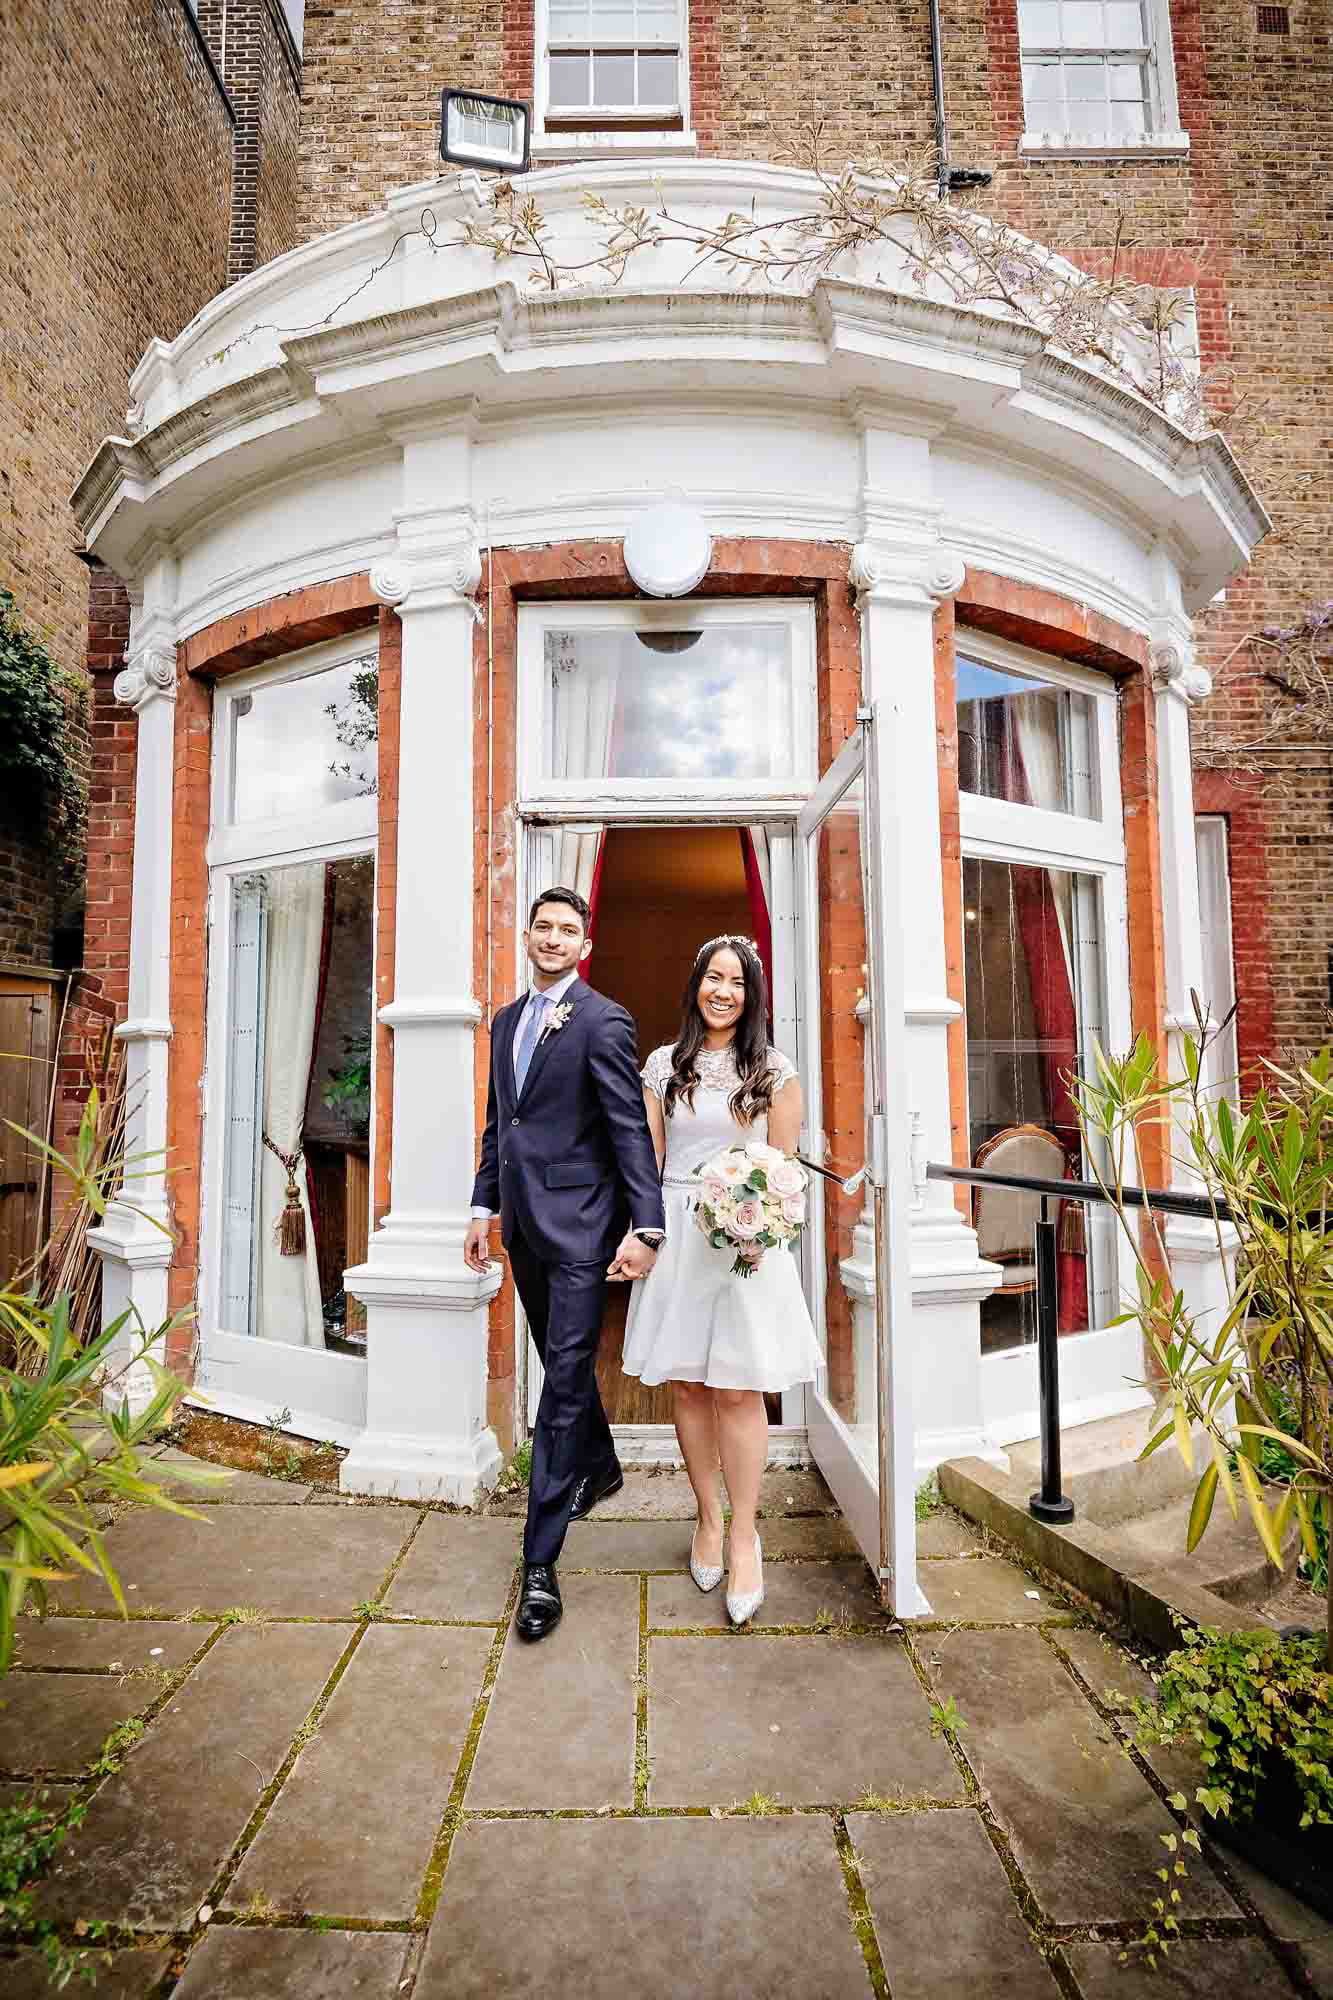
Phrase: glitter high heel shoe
[
  {"left": 689, "top": 1525, "right": 724, "bottom": 1593},
  {"left": 725, "top": 1533, "right": 765, "bottom": 1626}
]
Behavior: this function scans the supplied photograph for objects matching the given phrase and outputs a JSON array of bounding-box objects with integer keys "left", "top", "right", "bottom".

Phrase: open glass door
[{"left": 797, "top": 721, "right": 926, "bottom": 1616}]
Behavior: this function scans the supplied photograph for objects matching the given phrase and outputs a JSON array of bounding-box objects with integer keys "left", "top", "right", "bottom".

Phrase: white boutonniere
[{"left": 541, "top": 999, "right": 576, "bottom": 1043}]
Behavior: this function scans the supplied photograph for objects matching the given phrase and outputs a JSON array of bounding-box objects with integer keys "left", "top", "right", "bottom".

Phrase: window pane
[
  {"left": 544, "top": 623, "right": 796, "bottom": 782},
  {"left": 229, "top": 653, "right": 378, "bottom": 824},
  {"left": 637, "top": 49, "right": 678, "bottom": 101},
  {"left": 1066, "top": 59, "right": 1106, "bottom": 97},
  {"left": 963, "top": 856, "right": 1109, "bottom": 1351},
  {"left": 1024, "top": 60, "right": 1063, "bottom": 100},
  {"left": 221, "top": 855, "right": 375, "bottom": 1350},
  {"left": 550, "top": 0, "right": 593, "bottom": 33},
  {"left": 1106, "top": 1, "right": 1146, "bottom": 39},
  {"left": 956, "top": 655, "right": 1098, "bottom": 817},
  {"left": 593, "top": 48, "right": 635, "bottom": 101},
  {"left": 633, "top": 0, "right": 681, "bottom": 38},
  {"left": 1109, "top": 59, "right": 1148, "bottom": 95},
  {"left": 548, "top": 50, "right": 590, "bottom": 105},
  {"left": 1061, "top": 2, "right": 1108, "bottom": 45},
  {"left": 1019, "top": 0, "right": 1061, "bottom": 38},
  {"left": 589, "top": 0, "right": 640, "bottom": 34},
  {"left": 1110, "top": 96, "right": 1147, "bottom": 133}
]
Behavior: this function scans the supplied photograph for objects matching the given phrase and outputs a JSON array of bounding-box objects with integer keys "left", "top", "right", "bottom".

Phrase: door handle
[{"left": 795, "top": 1154, "right": 868, "bottom": 1197}]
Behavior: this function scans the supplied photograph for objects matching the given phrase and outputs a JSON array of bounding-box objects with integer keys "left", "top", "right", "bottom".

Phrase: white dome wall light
[{"left": 623, "top": 494, "right": 713, "bottom": 598}]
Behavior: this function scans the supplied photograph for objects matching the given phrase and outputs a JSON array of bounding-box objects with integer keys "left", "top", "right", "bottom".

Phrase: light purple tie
[{"left": 514, "top": 994, "right": 546, "bottom": 1094}]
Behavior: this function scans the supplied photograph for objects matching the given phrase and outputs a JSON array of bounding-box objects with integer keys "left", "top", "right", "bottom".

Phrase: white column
[
  {"left": 87, "top": 582, "right": 178, "bottom": 1415},
  {"left": 850, "top": 414, "right": 1003, "bottom": 1486},
  {"left": 341, "top": 417, "right": 503, "bottom": 1502},
  {"left": 1149, "top": 575, "right": 1238, "bottom": 1328}
]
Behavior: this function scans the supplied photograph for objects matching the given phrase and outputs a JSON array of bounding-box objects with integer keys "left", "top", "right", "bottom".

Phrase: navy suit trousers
[{"left": 508, "top": 1230, "right": 617, "bottom": 1567}]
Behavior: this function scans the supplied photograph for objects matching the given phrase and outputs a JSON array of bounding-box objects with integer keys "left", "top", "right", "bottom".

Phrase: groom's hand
[
  {"left": 464, "top": 1219, "right": 493, "bottom": 1274},
  {"left": 608, "top": 1231, "right": 658, "bottom": 1283}
]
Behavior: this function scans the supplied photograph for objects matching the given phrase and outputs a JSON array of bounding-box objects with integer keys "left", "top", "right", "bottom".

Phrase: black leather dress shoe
[
  {"left": 569, "top": 1462, "right": 625, "bottom": 1521},
  {"left": 516, "top": 1563, "right": 562, "bottom": 1642}
]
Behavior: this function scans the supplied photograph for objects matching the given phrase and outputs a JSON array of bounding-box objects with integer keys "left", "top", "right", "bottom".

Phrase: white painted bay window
[
  {"left": 1018, "top": 0, "right": 1188, "bottom": 157},
  {"left": 204, "top": 636, "right": 378, "bottom": 1371},
  {"left": 956, "top": 635, "right": 1136, "bottom": 1435}
]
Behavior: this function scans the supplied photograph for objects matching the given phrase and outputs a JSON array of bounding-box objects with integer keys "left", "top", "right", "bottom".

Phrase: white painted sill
[
  {"left": 531, "top": 129, "right": 699, "bottom": 161},
  {"left": 1020, "top": 128, "right": 1190, "bottom": 159}
]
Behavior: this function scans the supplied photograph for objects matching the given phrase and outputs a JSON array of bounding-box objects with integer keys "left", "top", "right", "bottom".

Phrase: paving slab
[
  {"left": 757, "top": 1515, "right": 861, "bottom": 1560},
  {"left": 1065, "top": 1937, "right": 1295, "bottom": 1996},
  {"left": 226, "top": 1622, "right": 492, "bottom": 1917},
  {"left": 1297, "top": 1939, "right": 1333, "bottom": 1998},
  {"left": 466, "top": 1574, "right": 637, "bottom": 1809},
  {"left": 417, "top": 1814, "right": 869, "bottom": 1999},
  {"left": 45, "top": 1506, "right": 415, "bottom": 1618},
  {"left": 41, "top": 1622, "right": 347, "bottom": 1928},
  {"left": 486, "top": 1464, "right": 836, "bottom": 1522},
  {"left": 931, "top": 1629, "right": 1238, "bottom": 1923},
  {"left": 141, "top": 1449, "right": 311, "bottom": 1504},
  {"left": 649, "top": 1559, "right": 885, "bottom": 1632},
  {"left": 0, "top": 1671, "right": 164, "bottom": 1776},
  {"left": 382, "top": 1515, "right": 521, "bottom": 1621},
  {"left": 4, "top": 1946, "right": 172, "bottom": 1999},
  {"left": 561, "top": 1518, "right": 692, "bottom": 1570},
  {"left": 916, "top": 1510, "right": 983, "bottom": 1557},
  {"left": 849, "top": 1806, "right": 1060, "bottom": 1997},
  {"left": 917, "top": 1556, "right": 1071, "bottom": 1622},
  {"left": 650, "top": 1633, "right": 964, "bottom": 1807},
  {"left": 1222, "top": 1850, "right": 1333, "bottom": 1943},
  {"left": 172, "top": 1927, "right": 413, "bottom": 1997},
  {"left": 1050, "top": 1627, "right": 1159, "bottom": 1710},
  {"left": 13, "top": 1616, "right": 209, "bottom": 1673}
]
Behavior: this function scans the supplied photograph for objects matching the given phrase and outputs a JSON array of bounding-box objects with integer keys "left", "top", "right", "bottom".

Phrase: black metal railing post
[{"left": 1029, "top": 1195, "right": 1074, "bottom": 1524}]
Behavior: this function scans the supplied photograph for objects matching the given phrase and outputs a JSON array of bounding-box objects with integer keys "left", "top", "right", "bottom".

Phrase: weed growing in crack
[
  {"left": 928, "top": 1696, "right": 967, "bottom": 1740},
  {"left": 731, "top": 1791, "right": 782, "bottom": 1816},
  {"left": 0, "top": 1787, "right": 111, "bottom": 1988},
  {"left": 87, "top": 1715, "right": 146, "bottom": 1777},
  {"left": 215, "top": 1607, "right": 268, "bottom": 1627}
]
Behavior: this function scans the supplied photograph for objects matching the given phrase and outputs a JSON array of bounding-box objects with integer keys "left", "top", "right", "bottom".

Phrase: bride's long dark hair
[{"left": 664, "top": 935, "right": 776, "bottom": 1126}]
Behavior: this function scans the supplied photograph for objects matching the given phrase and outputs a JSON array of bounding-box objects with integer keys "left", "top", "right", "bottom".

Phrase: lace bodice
[{"left": 641, "top": 1043, "right": 798, "bottom": 1185}]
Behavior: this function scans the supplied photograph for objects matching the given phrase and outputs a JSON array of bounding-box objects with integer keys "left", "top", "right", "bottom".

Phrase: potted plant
[{"left": 1075, "top": 1020, "right": 1332, "bottom": 1903}]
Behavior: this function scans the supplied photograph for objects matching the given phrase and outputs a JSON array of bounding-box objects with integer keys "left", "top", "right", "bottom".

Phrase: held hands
[
  {"left": 463, "top": 1218, "right": 493, "bottom": 1274},
  {"left": 607, "top": 1231, "right": 659, "bottom": 1283}
]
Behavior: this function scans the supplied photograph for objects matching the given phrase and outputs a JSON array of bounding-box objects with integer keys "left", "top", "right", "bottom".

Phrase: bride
[{"left": 620, "top": 934, "right": 822, "bottom": 1625}]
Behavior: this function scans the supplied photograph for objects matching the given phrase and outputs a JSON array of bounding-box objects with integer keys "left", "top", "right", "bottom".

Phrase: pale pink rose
[
  {"left": 768, "top": 1159, "right": 805, "bottom": 1197},
  {"left": 701, "top": 1173, "right": 729, "bottom": 1200},
  {"left": 780, "top": 1192, "right": 807, "bottom": 1225},
  {"left": 729, "top": 1199, "right": 766, "bottom": 1241},
  {"left": 738, "top": 1243, "right": 765, "bottom": 1265}
]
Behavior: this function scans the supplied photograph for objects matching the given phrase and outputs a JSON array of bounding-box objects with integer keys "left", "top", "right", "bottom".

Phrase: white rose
[
  {"left": 745, "top": 1140, "right": 784, "bottom": 1165},
  {"left": 781, "top": 1192, "right": 807, "bottom": 1225},
  {"left": 768, "top": 1159, "right": 805, "bottom": 1196}
]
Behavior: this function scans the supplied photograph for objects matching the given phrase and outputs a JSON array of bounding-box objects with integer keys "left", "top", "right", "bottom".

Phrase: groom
[{"left": 464, "top": 887, "right": 665, "bottom": 1642}]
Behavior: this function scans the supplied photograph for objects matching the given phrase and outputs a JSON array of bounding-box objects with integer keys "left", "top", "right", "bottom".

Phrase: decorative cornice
[
  {"left": 113, "top": 649, "right": 177, "bottom": 710},
  {"left": 1150, "top": 639, "right": 1212, "bottom": 705},
  {"left": 851, "top": 539, "right": 967, "bottom": 607}
]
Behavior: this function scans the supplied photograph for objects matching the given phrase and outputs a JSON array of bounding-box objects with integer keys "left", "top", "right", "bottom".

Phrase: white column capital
[
  {"left": 370, "top": 537, "right": 483, "bottom": 616},
  {"left": 850, "top": 538, "right": 966, "bottom": 609},
  {"left": 1150, "top": 637, "right": 1212, "bottom": 706},
  {"left": 113, "top": 648, "right": 177, "bottom": 710}
]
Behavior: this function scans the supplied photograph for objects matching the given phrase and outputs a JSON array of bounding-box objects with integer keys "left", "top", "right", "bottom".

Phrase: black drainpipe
[{"left": 928, "top": 0, "right": 994, "bottom": 199}]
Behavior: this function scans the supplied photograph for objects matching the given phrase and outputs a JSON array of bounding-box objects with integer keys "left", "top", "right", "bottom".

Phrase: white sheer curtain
[
  {"left": 257, "top": 862, "right": 326, "bottom": 1347},
  {"left": 550, "top": 632, "right": 618, "bottom": 898},
  {"left": 1009, "top": 693, "right": 1074, "bottom": 977}
]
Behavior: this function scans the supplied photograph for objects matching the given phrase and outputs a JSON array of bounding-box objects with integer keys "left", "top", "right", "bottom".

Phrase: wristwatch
[{"left": 633, "top": 1229, "right": 666, "bottom": 1249}]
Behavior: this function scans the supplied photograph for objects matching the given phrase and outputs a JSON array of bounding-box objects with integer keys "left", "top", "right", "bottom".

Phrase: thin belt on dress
[{"left": 662, "top": 1174, "right": 699, "bottom": 1190}]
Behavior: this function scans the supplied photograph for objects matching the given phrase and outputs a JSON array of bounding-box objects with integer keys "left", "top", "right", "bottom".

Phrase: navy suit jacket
[{"left": 472, "top": 982, "right": 666, "bottom": 1266}]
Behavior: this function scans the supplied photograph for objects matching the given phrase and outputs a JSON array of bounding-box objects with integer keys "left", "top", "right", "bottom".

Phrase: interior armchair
[{"left": 971, "top": 1122, "right": 1071, "bottom": 1297}]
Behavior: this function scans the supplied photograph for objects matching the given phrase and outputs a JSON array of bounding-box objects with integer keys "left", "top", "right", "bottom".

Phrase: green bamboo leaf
[
  {"left": 1206, "top": 1433, "right": 1239, "bottom": 1519},
  {"left": 1186, "top": 1463, "right": 1219, "bottom": 1552},
  {"left": 1234, "top": 1454, "right": 1284, "bottom": 1570},
  {"left": 1171, "top": 1400, "right": 1194, "bottom": 1471}
]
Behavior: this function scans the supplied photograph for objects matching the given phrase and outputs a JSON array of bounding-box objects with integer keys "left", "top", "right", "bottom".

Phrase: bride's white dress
[{"left": 621, "top": 1043, "right": 824, "bottom": 1393}]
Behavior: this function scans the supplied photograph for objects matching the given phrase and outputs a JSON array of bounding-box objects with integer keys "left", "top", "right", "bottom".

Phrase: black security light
[{"left": 440, "top": 89, "right": 531, "bottom": 175}]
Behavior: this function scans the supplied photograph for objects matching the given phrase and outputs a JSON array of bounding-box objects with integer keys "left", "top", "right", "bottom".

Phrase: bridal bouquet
[{"left": 692, "top": 1142, "right": 808, "bottom": 1277}]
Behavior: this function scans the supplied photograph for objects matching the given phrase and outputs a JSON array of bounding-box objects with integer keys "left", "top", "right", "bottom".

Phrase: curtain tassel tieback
[{"left": 262, "top": 1133, "right": 307, "bottom": 1256}]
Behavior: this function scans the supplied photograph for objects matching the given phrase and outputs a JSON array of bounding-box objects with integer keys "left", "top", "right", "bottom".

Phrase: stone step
[
  {"left": 1113, "top": 1493, "right": 1286, "bottom": 1608},
  {"left": 1007, "top": 1406, "right": 1202, "bottom": 1526}
]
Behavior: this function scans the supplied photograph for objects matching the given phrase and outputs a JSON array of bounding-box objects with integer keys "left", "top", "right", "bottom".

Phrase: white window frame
[
  {"left": 1195, "top": 814, "right": 1240, "bottom": 1105},
  {"left": 199, "top": 633, "right": 379, "bottom": 1370},
  {"left": 533, "top": 0, "right": 697, "bottom": 157},
  {"left": 516, "top": 598, "right": 818, "bottom": 814},
  {"left": 1018, "top": 0, "right": 1189, "bottom": 158},
  {"left": 956, "top": 630, "right": 1134, "bottom": 1412}
]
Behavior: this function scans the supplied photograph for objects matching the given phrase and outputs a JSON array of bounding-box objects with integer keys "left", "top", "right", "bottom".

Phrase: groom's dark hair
[{"left": 528, "top": 885, "right": 591, "bottom": 933}]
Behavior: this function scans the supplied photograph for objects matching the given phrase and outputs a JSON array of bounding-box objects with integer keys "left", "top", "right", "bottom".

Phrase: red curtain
[{"left": 738, "top": 829, "right": 773, "bottom": 1012}]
